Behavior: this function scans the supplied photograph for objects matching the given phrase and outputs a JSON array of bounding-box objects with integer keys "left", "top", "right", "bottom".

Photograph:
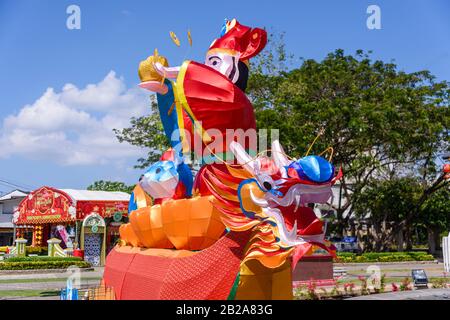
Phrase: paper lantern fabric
[
  {"left": 119, "top": 223, "right": 141, "bottom": 247},
  {"left": 160, "top": 196, "right": 225, "bottom": 250},
  {"left": 288, "top": 155, "right": 335, "bottom": 183},
  {"left": 208, "top": 19, "right": 267, "bottom": 61},
  {"left": 122, "top": 195, "right": 226, "bottom": 251},
  {"left": 105, "top": 18, "right": 341, "bottom": 301},
  {"left": 235, "top": 259, "right": 293, "bottom": 300},
  {"left": 129, "top": 206, "right": 173, "bottom": 249},
  {"left": 103, "top": 231, "right": 251, "bottom": 300},
  {"left": 174, "top": 60, "right": 257, "bottom": 156}
]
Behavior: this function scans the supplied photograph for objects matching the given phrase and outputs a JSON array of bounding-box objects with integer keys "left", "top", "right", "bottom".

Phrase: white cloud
[{"left": 0, "top": 71, "right": 150, "bottom": 166}]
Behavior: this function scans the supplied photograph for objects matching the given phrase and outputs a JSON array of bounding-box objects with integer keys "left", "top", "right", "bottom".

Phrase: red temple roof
[{"left": 15, "top": 186, "right": 129, "bottom": 225}]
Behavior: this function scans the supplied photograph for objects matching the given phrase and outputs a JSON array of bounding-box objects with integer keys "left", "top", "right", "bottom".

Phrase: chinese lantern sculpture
[{"left": 103, "top": 19, "right": 341, "bottom": 300}]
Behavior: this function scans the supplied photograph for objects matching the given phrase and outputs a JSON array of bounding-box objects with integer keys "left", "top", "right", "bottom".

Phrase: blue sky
[{"left": 0, "top": 0, "right": 449, "bottom": 194}]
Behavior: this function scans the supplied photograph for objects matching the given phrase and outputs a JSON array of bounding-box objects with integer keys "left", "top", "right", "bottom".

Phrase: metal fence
[
  {"left": 61, "top": 284, "right": 115, "bottom": 300},
  {"left": 81, "top": 285, "right": 115, "bottom": 300}
]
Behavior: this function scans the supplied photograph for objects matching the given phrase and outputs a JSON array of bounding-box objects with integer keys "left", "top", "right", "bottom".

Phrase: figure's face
[{"left": 205, "top": 51, "right": 240, "bottom": 83}]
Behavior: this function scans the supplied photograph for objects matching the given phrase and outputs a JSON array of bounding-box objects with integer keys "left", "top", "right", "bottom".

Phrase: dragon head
[{"left": 204, "top": 140, "right": 342, "bottom": 269}]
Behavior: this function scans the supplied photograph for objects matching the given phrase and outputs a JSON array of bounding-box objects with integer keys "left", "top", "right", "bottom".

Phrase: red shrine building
[{"left": 14, "top": 186, "right": 129, "bottom": 266}]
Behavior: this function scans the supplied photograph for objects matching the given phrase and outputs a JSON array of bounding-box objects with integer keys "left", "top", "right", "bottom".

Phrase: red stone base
[{"left": 292, "top": 256, "right": 334, "bottom": 285}]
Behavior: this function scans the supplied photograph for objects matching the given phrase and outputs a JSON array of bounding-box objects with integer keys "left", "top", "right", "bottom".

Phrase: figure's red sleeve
[{"left": 174, "top": 61, "right": 256, "bottom": 154}]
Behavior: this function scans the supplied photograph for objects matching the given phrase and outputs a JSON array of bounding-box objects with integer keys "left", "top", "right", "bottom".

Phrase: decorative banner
[
  {"left": 76, "top": 201, "right": 129, "bottom": 220},
  {"left": 16, "top": 187, "right": 74, "bottom": 224}
]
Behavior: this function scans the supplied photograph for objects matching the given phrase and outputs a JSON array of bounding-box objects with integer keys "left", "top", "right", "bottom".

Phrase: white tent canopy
[
  {"left": 0, "top": 190, "right": 29, "bottom": 202},
  {"left": 60, "top": 189, "right": 130, "bottom": 202}
]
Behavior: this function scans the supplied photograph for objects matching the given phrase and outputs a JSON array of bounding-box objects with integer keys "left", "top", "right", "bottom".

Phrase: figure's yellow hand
[
  {"left": 138, "top": 51, "right": 170, "bottom": 93},
  {"left": 138, "top": 52, "right": 169, "bottom": 83}
]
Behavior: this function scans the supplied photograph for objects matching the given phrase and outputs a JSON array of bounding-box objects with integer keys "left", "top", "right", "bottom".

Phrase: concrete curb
[
  {"left": 334, "top": 260, "right": 439, "bottom": 267},
  {"left": 0, "top": 267, "right": 95, "bottom": 275}
]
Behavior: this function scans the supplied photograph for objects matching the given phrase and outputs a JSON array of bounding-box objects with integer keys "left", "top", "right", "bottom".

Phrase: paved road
[
  {"left": 335, "top": 262, "right": 446, "bottom": 279},
  {"left": 0, "top": 267, "right": 104, "bottom": 300},
  {"left": 0, "top": 279, "right": 102, "bottom": 290},
  {"left": 0, "top": 267, "right": 104, "bottom": 280},
  {"left": 347, "top": 288, "right": 450, "bottom": 300}
]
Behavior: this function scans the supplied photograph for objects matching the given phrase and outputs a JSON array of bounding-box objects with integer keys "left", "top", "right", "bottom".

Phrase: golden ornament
[
  {"left": 138, "top": 49, "right": 169, "bottom": 83},
  {"left": 170, "top": 31, "right": 180, "bottom": 47},
  {"left": 187, "top": 29, "right": 193, "bottom": 46}
]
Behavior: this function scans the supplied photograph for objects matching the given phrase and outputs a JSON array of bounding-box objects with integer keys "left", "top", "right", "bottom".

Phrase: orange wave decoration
[
  {"left": 119, "top": 223, "right": 141, "bottom": 247},
  {"left": 121, "top": 195, "right": 226, "bottom": 251},
  {"left": 129, "top": 206, "right": 173, "bottom": 249}
]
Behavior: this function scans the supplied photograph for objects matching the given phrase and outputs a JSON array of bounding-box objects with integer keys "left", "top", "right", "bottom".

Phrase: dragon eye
[
  {"left": 263, "top": 181, "right": 272, "bottom": 191},
  {"left": 257, "top": 174, "right": 274, "bottom": 192}
]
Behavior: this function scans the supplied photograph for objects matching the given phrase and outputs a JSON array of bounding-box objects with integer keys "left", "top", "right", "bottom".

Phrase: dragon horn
[
  {"left": 229, "top": 141, "right": 259, "bottom": 174},
  {"left": 271, "top": 140, "right": 290, "bottom": 178}
]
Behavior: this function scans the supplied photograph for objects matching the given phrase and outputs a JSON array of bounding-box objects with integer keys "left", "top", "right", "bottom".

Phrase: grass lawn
[{"left": 0, "top": 289, "right": 60, "bottom": 297}]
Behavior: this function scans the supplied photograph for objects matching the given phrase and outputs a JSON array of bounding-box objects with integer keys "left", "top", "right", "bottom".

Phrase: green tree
[
  {"left": 248, "top": 37, "right": 449, "bottom": 239},
  {"left": 352, "top": 177, "right": 422, "bottom": 251},
  {"left": 417, "top": 187, "right": 450, "bottom": 254},
  {"left": 87, "top": 180, "right": 134, "bottom": 194},
  {"left": 352, "top": 176, "right": 449, "bottom": 252}
]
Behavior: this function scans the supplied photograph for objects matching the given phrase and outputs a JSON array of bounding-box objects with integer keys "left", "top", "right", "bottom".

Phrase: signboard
[
  {"left": 76, "top": 201, "right": 128, "bottom": 220},
  {"left": 36, "top": 189, "right": 54, "bottom": 214},
  {"left": 16, "top": 187, "right": 74, "bottom": 224},
  {"left": 411, "top": 269, "right": 428, "bottom": 287}
]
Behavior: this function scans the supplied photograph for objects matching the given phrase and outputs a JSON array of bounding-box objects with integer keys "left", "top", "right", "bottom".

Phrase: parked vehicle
[{"left": 331, "top": 236, "right": 359, "bottom": 253}]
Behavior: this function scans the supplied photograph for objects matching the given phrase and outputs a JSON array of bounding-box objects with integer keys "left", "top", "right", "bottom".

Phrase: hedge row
[
  {"left": 5, "top": 256, "right": 82, "bottom": 263},
  {"left": 335, "top": 251, "right": 435, "bottom": 263},
  {"left": 0, "top": 246, "right": 48, "bottom": 254},
  {"left": 0, "top": 260, "right": 91, "bottom": 270}
]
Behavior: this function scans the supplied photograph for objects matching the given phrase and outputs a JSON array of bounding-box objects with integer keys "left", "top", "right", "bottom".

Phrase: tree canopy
[
  {"left": 247, "top": 36, "right": 449, "bottom": 240},
  {"left": 87, "top": 180, "right": 134, "bottom": 194}
]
